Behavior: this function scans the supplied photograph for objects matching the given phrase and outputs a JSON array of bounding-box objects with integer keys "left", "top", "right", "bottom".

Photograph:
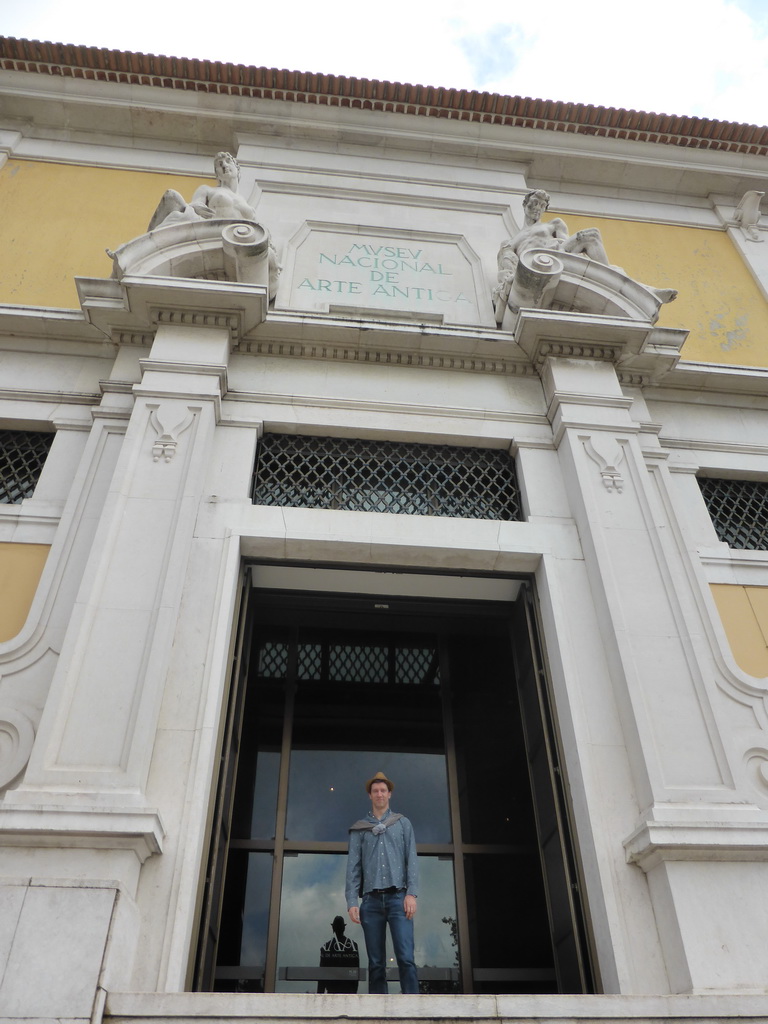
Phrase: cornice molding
[
  {"left": 625, "top": 818, "right": 768, "bottom": 871},
  {"left": 2, "top": 43, "right": 768, "bottom": 203},
  {"left": 136, "top": 358, "right": 229, "bottom": 399},
  {"left": 2, "top": 36, "right": 765, "bottom": 157},
  {"left": 661, "top": 438, "right": 768, "bottom": 456},
  {"left": 236, "top": 309, "right": 534, "bottom": 374},
  {"left": 0, "top": 304, "right": 109, "bottom": 349},
  {"left": 647, "top": 361, "right": 768, "bottom": 399},
  {"left": 514, "top": 309, "right": 685, "bottom": 382},
  {"left": 2, "top": 300, "right": 767, "bottom": 396},
  {"left": 2, "top": 104, "right": 760, "bottom": 220},
  {"left": 0, "top": 386, "right": 100, "bottom": 406},
  {"left": 241, "top": 337, "right": 532, "bottom": 376},
  {"left": 76, "top": 275, "right": 268, "bottom": 345},
  {"left": 0, "top": 803, "right": 165, "bottom": 863},
  {"left": 222, "top": 391, "right": 551, "bottom": 432}
]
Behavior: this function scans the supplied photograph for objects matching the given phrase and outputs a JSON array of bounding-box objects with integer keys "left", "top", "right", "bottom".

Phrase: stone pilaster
[
  {"left": 0, "top": 274, "right": 266, "bottom": 1008},
  {"left": 518, "top": 309, "right": 768, "bottom": 991}
]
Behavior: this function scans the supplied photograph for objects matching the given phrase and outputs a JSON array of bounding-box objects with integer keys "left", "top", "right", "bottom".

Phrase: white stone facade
[{"left": 2, "top": 48, "right": 768, "bottom": 1024}]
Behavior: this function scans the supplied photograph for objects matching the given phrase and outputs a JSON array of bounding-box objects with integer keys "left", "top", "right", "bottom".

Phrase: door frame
[{"left": 194, "top": 561, "right": 596, "bottom": 995}]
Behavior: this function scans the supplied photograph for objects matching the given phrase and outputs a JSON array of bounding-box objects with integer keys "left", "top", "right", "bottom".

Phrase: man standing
[{"left": 345, "top": 771, "right": 419, "bottom": 994}]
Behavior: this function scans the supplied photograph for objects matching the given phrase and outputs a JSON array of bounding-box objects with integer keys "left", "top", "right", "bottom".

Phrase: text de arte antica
[{"left": 297, "top": 242, "right": 472, "bottom": 304}]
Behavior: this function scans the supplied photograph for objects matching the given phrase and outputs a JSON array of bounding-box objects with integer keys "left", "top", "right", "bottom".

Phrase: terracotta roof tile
[{"left": 2, "top": 35, "right": 767, "bottom": 155}]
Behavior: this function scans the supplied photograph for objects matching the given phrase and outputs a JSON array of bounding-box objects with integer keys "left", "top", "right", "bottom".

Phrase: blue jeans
[{"left": 360, "top": 890, "right": 418, "bottom": 994}]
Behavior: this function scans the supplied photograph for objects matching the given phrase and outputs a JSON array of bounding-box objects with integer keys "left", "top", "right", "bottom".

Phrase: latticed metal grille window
[
  {"left": 0, "top": 429, "right": 54, "bottom": 505},
  {"left": 251, "top": 433, "right": 523, "bottom": 521},
  {"left": 698, "top": 477, "right": 768, "bottom": 550},
  {"left": 256, "top": 638, "right": 439, "bottom": 685}
]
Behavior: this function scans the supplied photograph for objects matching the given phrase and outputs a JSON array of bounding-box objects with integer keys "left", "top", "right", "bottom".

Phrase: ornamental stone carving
[
  {"left": 734, "top": 190, "right": 764, "bottom": 242},
  {"left": 581, "top": 434, "right": 626, "bottom": 493},
  {"left": 0, "top": 706, "right": 36, "bottom": 789},
  {"left": 493, "top": 190, "right": 678, "bottom": 327},
  {"left": 745, "top": 748, "right": 768, "bottom": 794},
  {"left": 149, "top": 405, "right": 196, "bottom": 464},
  {"left": 149, "top": 152, "right": 262, "bottom": 228},
  {"left": 108, "top": 152, "right": 281, "bottom": 300}
]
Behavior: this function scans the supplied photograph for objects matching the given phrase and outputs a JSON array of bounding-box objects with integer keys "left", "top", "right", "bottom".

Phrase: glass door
[{"left": 199, "top": 584, "right": 592, "bottom": 994}]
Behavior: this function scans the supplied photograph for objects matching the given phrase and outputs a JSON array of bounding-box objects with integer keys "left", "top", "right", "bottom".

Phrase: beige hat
[{"left": 366, "top": 771, "right": 394, "bottom": 793}]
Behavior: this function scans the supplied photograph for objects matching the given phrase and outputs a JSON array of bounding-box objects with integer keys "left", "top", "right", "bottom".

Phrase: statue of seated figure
[
  {"left": 147, "top": 151, "right": 280, "bottom": 297},
  {"left": 149, "top": 151, "right": 259, "bottom": 229},
  {"left": 494, "top": 189, "right": 677, "bottom": 322},
  {"left": 502, "top": 189, "right": 611, "bottom": 265}
]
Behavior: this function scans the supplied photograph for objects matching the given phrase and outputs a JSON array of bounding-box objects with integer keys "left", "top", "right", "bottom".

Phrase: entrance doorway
[{"left": 196, "top": 571, "right": 593, "bottom": 995}]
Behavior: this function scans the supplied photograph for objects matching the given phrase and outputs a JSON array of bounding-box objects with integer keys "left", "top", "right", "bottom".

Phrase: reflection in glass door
[
  {"left": 273, "top": 854, "right": 458, "bottom": 994},
  {"left": 198, "top": 583, "right": 593, "bottom": 995}
]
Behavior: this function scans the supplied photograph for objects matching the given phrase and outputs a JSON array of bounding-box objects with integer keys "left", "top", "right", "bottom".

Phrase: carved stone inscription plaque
[{"left": 280, "top": 223, "right": 493, "bottom": 326}]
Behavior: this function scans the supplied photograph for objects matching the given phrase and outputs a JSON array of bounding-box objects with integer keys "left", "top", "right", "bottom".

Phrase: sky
[{"left": 3, "top": 0, "right": 768, "bottom": 127}]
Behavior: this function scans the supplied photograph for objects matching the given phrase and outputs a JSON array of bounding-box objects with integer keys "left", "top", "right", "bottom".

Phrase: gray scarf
[{"left": 349, "top": 812, "right": 403, "bottom": 835}]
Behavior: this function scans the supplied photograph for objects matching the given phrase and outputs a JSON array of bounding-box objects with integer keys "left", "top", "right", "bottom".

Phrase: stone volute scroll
[
  {"left": 493, "top": 189, "right": 678, "bottom": 329},
  {"left": 106, "top": 152, "right": 281, "bottom": 301},
  {"left": 0, "top": 705, "right": 36, "bottom": 789},
  {"left": 734, "top": 190, "right": 764, "bottom": 242}
]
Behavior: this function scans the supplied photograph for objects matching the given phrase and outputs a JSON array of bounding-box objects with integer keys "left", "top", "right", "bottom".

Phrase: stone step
[{"left": 104, "top": 991, "right": 768, "bottom": 1024}]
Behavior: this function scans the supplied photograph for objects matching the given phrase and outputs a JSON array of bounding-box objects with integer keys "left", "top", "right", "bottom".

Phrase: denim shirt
[{"left": 345, "top": 809, "right": 419, "bottom": 908}]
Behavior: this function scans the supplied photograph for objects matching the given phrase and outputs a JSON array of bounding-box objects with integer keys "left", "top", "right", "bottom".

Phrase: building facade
[{"left": 2, "top": 35, "right": 768, "bottom": 1024}]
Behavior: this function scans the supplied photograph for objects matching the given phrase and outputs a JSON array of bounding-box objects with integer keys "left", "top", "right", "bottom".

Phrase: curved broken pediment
[
  {"left": 107, "top": 219, "right": 280, "bottom": 299},
  {"left": 496, "top": 248, "right": 674, "bottom": 329}
]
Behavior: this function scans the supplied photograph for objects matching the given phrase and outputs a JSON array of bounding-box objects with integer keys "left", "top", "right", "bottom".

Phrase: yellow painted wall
[
  {"left": 0, "top": 160, "right": 208, "bottom": 309},
  {"left": 2, "top": 159, "right": 768, "bottom": 366},
  {"left": 561, "top": 213, "right": 768, "bottom": 367},
  {"left": 0, "top": 542, "right": 50, "bottom": 642},
  {"left": 710, "top": 583, "right": 768, "bottom": 678}
]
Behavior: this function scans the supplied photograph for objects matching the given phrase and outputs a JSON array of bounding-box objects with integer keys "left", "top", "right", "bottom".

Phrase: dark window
[
  {"left": 0, "top": 429, "right": 54, "bottom": 505},
  {"left": 251, "top": 434, "right": 523, "bottom": 521},
  {"left": 698, "top": 477, "right": 768, "bottom": 550}
]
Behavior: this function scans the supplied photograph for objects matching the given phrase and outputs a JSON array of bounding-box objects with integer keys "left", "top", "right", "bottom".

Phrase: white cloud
[
  {"left": 3, "top": 0, "right": 767, "bottom": 124},
  {"left": 450, "top": 0, "right": 768, "bottom": 123}
]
